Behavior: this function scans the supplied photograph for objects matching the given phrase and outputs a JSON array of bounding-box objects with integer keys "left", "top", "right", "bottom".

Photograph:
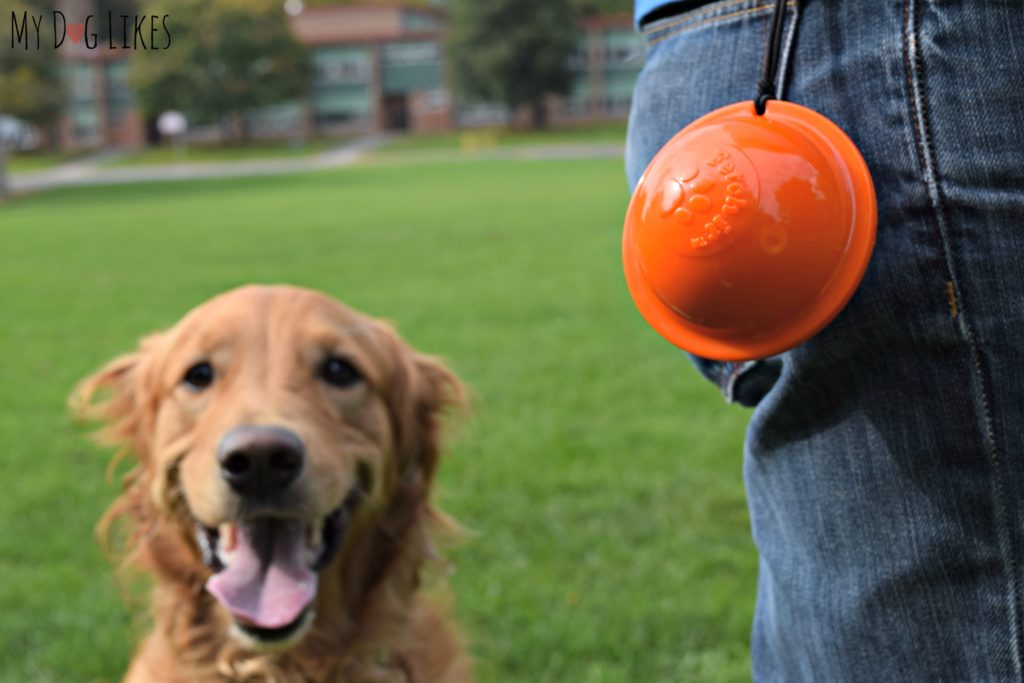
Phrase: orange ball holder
[{"left": 623, "top": 100, "right": 877, "bottom": 361}]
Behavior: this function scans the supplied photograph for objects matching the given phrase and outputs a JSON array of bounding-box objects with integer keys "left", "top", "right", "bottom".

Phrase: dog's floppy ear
[
  {"left": 401, "top": 351, "right": 466, "bottom": 484},
  {"left": 373, "top": 322, "right": 466, "bottom": 488},
  {"left": 71, "top": 334, "right": 186, "bottom": 574},
  {"left": 69, "top": 333, "right": 165, "bottom": 466}
]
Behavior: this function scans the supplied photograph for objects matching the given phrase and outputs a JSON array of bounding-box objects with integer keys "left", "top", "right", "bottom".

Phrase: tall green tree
[
  {"left": 448, "top": 0, "right": 578, "bottom": 128},
  {"left": 130, "top": 0, "right": 309, "bottom": 141},
  {"left": 0, "top": 0, "right": 64, "bottom": 197}
]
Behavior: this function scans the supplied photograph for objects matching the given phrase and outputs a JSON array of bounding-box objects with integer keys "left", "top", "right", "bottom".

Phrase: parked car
[{"left": 0, "top": 115, "right": 41, "bottom": 152}]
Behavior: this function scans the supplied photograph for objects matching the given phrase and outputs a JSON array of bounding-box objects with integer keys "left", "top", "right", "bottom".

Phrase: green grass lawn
[
  {"left": 378, "top": 120, "right": 628, "bottom": 155},
  {"left": 7, "top": 152, "right": 73, "bottom": 173},
  {"left": 103, "top": 137, "right": 342, "bottom": 167},
  {"left": 0, "top": 156, "right": 756, "bottom": 682}
]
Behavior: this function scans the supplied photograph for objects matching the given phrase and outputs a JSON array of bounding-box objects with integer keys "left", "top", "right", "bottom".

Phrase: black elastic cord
[{"left": 755, "top": 0, "right": 789, "bottom": 115}]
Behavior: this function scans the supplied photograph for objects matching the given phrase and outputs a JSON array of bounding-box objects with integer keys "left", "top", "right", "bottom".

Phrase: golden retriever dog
[{"left": 72, "top": 285, "right": 473, "bottom": 683}]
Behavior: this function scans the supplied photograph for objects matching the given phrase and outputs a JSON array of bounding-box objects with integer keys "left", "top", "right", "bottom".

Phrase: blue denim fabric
[
  {"left": 634, "top": 0, "right": 715, "bottom": 28},
  {"left": 626, "top": 1, "right": 1024, "bottom": 680}
]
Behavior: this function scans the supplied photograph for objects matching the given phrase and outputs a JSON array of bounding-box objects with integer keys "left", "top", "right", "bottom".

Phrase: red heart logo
[{"left": 67, "top": 23, "right": 84, "bottom": 44}]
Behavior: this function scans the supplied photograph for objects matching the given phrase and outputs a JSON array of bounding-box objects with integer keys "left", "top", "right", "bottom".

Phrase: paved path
[
  {"left": 7, "top": 136, "right": 624, "bottom": 194},
  {"left": 8, "top": 135, "right": 389, "bottom": 194}
]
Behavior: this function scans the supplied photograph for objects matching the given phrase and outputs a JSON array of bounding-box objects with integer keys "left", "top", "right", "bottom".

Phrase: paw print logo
[
  {"left": 661, "top": 165, "right": 715, "bottom": 224},
  {"left": 656, "top": 148, "right": 756, "bottom": 255}
]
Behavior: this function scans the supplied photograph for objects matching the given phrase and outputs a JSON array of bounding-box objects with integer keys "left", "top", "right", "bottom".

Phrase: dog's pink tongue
[{"left": 206, "top": 519, "right": 316, "bottom": 629}]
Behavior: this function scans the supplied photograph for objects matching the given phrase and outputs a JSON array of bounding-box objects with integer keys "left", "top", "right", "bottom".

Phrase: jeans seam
[
  {"left": 774, "top": 0, "right": 801, "bottom": 102},
  {"left": 642, "top": 0, "right": 750, "bottom": 36},
  {"left": 903, "top": 0, "right": 1024, "bottom": 676},
  {"left": 644, "top": 2, "right": 793, "bottom": 47}
]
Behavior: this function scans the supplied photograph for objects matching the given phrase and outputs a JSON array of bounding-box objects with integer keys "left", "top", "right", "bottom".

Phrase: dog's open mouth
[{"left": 194, "top": 492, "right": 360, "bottom": 643}]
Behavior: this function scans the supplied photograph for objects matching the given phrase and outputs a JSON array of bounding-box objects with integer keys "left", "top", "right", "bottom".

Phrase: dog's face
[{"left": 74, "top": 285, "right": 461, "bottom": 651}]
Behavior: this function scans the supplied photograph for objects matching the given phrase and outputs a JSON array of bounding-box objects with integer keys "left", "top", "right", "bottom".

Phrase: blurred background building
[{"left": 52, "top": 1, "right": 642, "bottom": 152}]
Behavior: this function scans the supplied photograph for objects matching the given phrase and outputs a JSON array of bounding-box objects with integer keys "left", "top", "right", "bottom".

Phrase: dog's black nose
[{"left": 217, "top": 425, "right": 305, "bottom": 498}]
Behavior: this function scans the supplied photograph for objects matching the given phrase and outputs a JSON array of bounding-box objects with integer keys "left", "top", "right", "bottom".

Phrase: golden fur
[{"left": 71, "top": 285, "right": 473, "bottom": 683}]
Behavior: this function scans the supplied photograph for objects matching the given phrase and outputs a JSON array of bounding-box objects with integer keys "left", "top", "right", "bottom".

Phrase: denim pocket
[{"left": 642, "top": 0, "right": 787, "bottom": 47}]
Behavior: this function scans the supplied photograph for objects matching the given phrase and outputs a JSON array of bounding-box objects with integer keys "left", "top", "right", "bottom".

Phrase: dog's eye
[
  {"left": 182, "top": 361, "right": 214, "bottom": 390},
  {"left": 319, "top": 356, "right": 362, "bottom": 388}
]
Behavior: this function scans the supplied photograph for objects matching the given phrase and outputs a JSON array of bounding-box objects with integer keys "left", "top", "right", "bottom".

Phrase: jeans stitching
[
  {"left": 774, "top": 0, "right": 801, "bottom": 101},
  {"left": 642, "top": 0, "right": 750, "bottom": 37},
  {"left": 645, "top": 2, "right": 793, "bottom": 47},
  {"left": 903, "top": 0, "right": 1024, "bottom": 676}
]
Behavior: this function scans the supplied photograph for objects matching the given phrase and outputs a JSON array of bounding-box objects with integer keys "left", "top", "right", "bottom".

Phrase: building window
[
  {"left": 312, "top": 47, "right": 370, "bottom": 86},
  {"left": 64, "top": 61, "right": 100, "bottom": 145},
  {"left": 567, "top": 45, "right": 587, "bottom": 70},
  {"left": 313, "top": 85, "right": 372, "bottom": 127},
  {"left": 382, "top": 41, "right": 438, "bottom": 66},
  {"left": 603, "top": 69, "right": 636, "bottom": 115},
  {"left": 566, "top": 79, "right": 591, "bottom": 117},
  {"left": 311, "top": 46, "right": 372, "bottom": 129},
  {"left": 381, "top": 41, "right": 442, "bottom": 94},
  {"left": 105, "top": 60, "right": 134, "bottom": 126}
]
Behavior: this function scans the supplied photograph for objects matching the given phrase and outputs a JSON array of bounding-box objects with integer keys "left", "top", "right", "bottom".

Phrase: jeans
[{"left": 626, "top": 1, "right": 1024, "bottom": 680}]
